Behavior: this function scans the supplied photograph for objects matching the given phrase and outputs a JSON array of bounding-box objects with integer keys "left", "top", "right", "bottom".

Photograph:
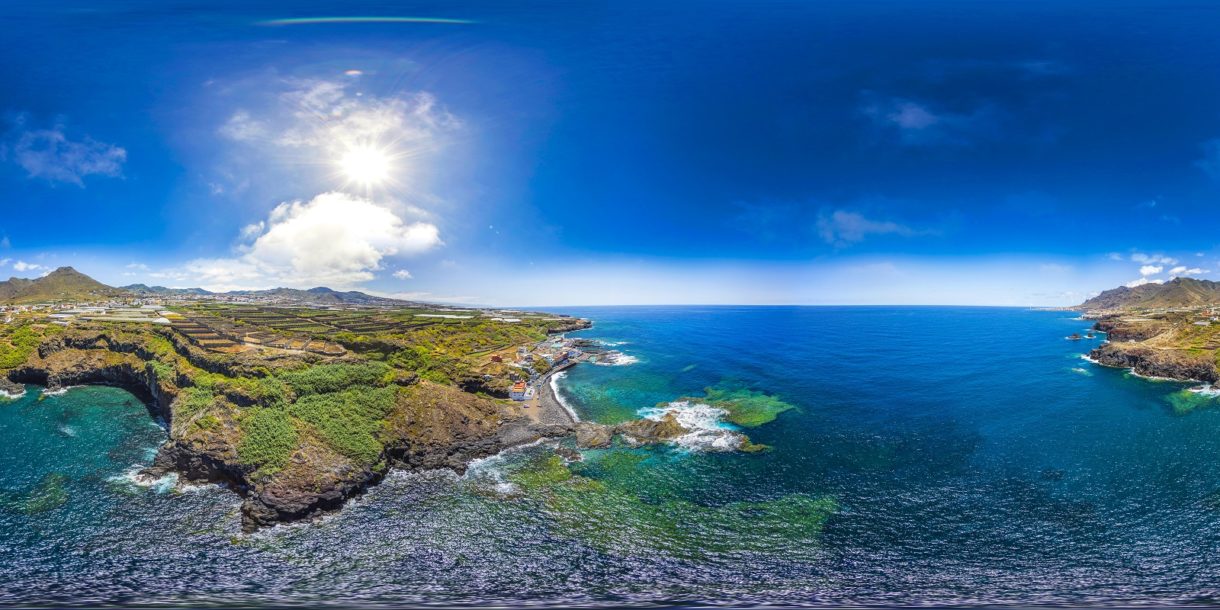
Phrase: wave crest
[{"left": 637, "top": 401, "right": 745, "bottom": 452}]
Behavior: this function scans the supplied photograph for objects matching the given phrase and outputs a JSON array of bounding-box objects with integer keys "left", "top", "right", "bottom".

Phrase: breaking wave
[
  {"left": 591, "top": 351, "right": 639, "bottom": 366},
  {"left": 637, "top": 400, "right": 745, "bottom": 452}
]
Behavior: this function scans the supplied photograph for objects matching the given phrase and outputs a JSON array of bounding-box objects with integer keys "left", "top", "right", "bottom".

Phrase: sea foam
[
  {"left": 591, "top": 351, "right": 639, "bottom": 366},
  {"left": 637, "top": 400, "right": 745, "bottom": 452},
  {"left": 1188, "top": 385, "right": 1220, "bottom": 397},
  {"left": 109, "top": 466, "right": 179, "bottom": 494},
  {"left": 40, "top": 385, "right": 81, "bottom": 398},
  {"left": 548, "top": 371, "right": 581, "bottom": 422}
]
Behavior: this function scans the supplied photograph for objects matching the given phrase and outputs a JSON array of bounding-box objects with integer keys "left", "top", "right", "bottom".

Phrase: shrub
[
  {"left": 236, "top": 407, "right": 298, "bottom": 476},
  {"left": 176, "top": 387, "right": 216, "bottom": 419},
  {"left": 288, "top": 386, "right": 397, "bottom": 465},
  {"left": 0, "top": 324, "right": 41, "bottom": 369},
  {"left": 278, "top": 362, "right": 392, "bottom": 397}
]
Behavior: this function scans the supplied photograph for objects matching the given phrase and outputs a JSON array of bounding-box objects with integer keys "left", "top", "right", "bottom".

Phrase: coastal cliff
[
  {"left": 1088, "top": 342, "right": 1219, "bottom": 383},
  {"left": 0, "top": 321, "right": 700, "bottom": 530},
  {"left": 1083, "top": 315, "right": 1220, "bottom": 384}
]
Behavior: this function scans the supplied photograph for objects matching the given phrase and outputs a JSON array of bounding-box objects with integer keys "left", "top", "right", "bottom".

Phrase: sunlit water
[{"left": 3, "top": 307, "right": 1220, "bottom": 606}]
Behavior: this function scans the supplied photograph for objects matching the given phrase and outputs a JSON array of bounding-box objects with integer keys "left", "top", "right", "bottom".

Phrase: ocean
[{"left": 3, "top": 306, "right": 1220, "bottom": 606}]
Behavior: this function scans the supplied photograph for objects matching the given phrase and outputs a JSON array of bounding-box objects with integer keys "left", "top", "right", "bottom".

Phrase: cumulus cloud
[
  {"left": 816, "top": 210, "right": 916, "bottom": 246},
  {"left": 1126, "top": 277, "right": 1165, "bottom": 288},
  {"left": 180, "top": 192, "right": 441, "bottom": 290},
  {"left": 6, "top": 121, "right": 126, "bottom": 186},
  {"left": 1139, "top": 264, "right": 1164, "bottom": 276},
  {"left": 392, "top": 269, "right": 413, "bottom": 280},
  {"left": 860, "top": 93, "right": 1002, "bottom": 147},
  {"left": 1169, "top": 266, "right": 1208, "bottom": 277},
  {"left": 13, "top": 261, "right": 43, "bottom": 272},
  {"left": 1131, "top": 252, "right": 1177, "bottom": 265}
]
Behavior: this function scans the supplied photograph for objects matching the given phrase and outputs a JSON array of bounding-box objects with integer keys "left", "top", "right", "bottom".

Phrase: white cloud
[
  {"left": 1131, "top": 252, "right": 1177, "bottom": 265},
  {"left": 392, "top": 269, "right": 413, "bottom": 280},
  {"left": 8, "top": 122, "right": 125, "bottom": 186},
  {"left": 1126, "top": 277, "right": 1165, "bottom": 288},
  {"left": 13, "top": 261, "right": 43, "bottom": 272},
  {"left": 125, "top": 262, "right": 150, "bottom": 272},
  {"left": 218, "top": 110, "right": 268, "bottom": 141},
  {"left": 217, "top": 78, "right": 460, "bottom": 194},
  {"left": 816, "top": 210, "right": 916, "bottom": 246},
  {"left": 860, "top": 93, "right": 1002, "bottom": 147},
  {"left": 239, "top": 221, "right": 265, "bottom": 240},
  {"left": 0, "top": 258, "right": 9, "bottom": 267},
  {"left": 181, "top": 192, "right": 441, "bottom": 290},
  {"left": 1106, "top": 252, "right": 1124, "bottom": 261},
  {"left": 1139, "top": 265, "right": 1163, "bottom": 276},
  {"left": 1170, "top": 266, "right": 1208, "bottom": 277}
]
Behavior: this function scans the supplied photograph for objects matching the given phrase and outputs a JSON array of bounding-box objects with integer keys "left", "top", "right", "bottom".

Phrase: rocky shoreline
[
  {"left": 1087, "top": 342, "right": 1219, "bottom": 383},
  {"left": 1085, "top": 317, "right": 1220, "bottom": 384},
  {"left": 1, "top": 323, "right": 701, "bottom": 531}
]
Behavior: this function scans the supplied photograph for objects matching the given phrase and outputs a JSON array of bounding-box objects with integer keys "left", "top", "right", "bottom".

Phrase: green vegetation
[
  {"left": 177, "top": 387, "right": 217, "bottom": 419},
  {"left": 279, "top": 362, "right": 393, "bottom": 396},
  {"left": 288, "top": 386, "right": 397, "bottom": 463},
  {"left": 236, "top": 407, "right": 299, "bottom": 477},
  {"left": 0, "top": 323, "right": 58, "bottom": 369}
]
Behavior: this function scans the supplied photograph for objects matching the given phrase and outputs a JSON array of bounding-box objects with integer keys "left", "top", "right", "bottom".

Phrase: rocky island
[
  {"left": 1075, "top": 277, "right": 1220, "bottom": 383},
  {"left": 0, "top": 268, "right": 720, "bottom": 530}
]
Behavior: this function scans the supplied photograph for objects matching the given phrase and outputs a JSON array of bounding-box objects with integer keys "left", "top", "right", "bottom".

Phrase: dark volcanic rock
[{"left": 1089, "top": 343, "right": 1219, "bottom": 383}]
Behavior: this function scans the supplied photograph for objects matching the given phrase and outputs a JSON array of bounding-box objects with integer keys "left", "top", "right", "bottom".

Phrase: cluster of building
[
  {"left": 0, "top": 302, "right": 177, "bottom": 326},
  {"left": 503, "top": 336, "right": 584, "bottom": 401}
]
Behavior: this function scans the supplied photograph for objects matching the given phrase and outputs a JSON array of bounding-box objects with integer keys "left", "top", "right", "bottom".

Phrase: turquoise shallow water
[{"left": 3, "top": 306, "right": 1220, "bottom": 606}]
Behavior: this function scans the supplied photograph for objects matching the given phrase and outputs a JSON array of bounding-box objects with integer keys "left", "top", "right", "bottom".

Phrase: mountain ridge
[
  {"left": 1076, "top": 277, "right": 1220, "bottom": 311},
  {"left": 0, "top": 267, "right": 426, "bottom": 306}
]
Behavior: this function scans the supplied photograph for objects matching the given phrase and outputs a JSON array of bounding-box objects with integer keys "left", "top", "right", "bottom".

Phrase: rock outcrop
[
  {"left": 1088, "top": 343, "right": 1219, "bottom": 383},
  {"left": 3, "top": 324, "right": 714, "bottom": 531}
]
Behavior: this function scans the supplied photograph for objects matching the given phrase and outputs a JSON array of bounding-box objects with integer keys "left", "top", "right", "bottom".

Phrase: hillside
[
  {"left": 9, "top": 268, "right": 426, "bottom": 307},
  {"left": 0, "top": 267, "right": 129, "bottom": 304},
  {"left": 1076, "top": 277, "right": 1220, "bottom": 312},
  {"left": 122, "top": 284, "right": 213, "bottom": 297}
]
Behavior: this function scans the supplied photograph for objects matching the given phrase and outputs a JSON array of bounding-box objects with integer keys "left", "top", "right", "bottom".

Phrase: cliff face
[
  {"left": 1089, "top": 342, "right": 1219, "bottom": 383},
  {"left": 3, "top": 327, "right": 567, "bottom": 530},
  {"left": 2, "top": 323, "right": 698, "bottom": 531}
]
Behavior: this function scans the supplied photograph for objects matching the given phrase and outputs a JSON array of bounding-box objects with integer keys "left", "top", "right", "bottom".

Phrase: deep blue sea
[{"left": 4, "top": 306, "right": 1220, "bottom": 606}]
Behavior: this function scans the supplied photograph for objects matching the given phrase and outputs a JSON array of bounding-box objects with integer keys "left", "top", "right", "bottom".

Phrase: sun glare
[{"left": 338, "top": 145, "right": 392, "bottom": 187}]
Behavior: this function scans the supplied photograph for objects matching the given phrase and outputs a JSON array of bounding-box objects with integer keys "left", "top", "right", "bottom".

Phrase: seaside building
[{"left": 510, "top": 381, "right": 528, "bottom": 401}]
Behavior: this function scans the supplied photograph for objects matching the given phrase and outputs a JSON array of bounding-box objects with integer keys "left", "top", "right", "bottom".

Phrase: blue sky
[{"left": 2, "top": 0, "right": 1220, "bottom": 306}]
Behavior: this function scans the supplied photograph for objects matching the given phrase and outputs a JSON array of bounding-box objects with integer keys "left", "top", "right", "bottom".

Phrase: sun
[{"left": 338, "top": 145, "right": 392, "bottom": 187}]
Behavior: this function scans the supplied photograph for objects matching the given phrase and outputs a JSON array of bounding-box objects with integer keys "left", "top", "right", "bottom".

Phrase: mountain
[
  {"left": 5, "top": 268, "right": 423, "bottom": 307},
  {"left": 0, "top": 267, "right": 130, "bottom": 304},
  {"left": 123, "top": 283, "right": 417, "bottom": 306},
  {"left": 121, "top": 284, "right": 214, "bottom": 297},
  {"left": 226, "top": 286, "right": 412, "bottom": 306},
  {"left": 1076, "top": 277, "right": 1220, "bottom": 311}
]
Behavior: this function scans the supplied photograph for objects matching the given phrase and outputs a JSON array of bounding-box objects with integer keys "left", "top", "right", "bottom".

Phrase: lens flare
[{"left": 338, "top": 145, "right": 392, "bottom": 187}]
